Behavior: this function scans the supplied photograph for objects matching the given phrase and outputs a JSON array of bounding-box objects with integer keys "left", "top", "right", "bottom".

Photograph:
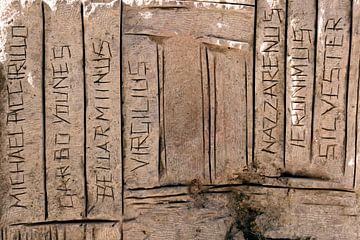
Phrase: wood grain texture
[
  {"left": 0, "top": 0, "right": 44, "bottom": 225},
  {"left": 254, "top": 0, "right": 286, "bottom": 176},
  {"left": 0, "top": 0, "right": 360, "bottom": 239},
  {"left": 311, "top": 0, "right": 352, "bottom": 185},
  {"left": 83, "top": 0, "right": 122, "bottom": 219},
  {"left": 44, "top": 1, "right": 86, "bottom": 220},
  {"left": 285, "top": 0, "right": 316, "bottom": 174}
]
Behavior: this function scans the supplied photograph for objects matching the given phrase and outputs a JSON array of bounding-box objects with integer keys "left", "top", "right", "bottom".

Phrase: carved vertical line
[
  {"left": 252, "top": 1, "right": 257, "bottom": 168},
  {"left": 310, "top": 0, "right": 319, "bottom": 163},
  {"left": 199, "top": 46, "right": 206, "bottom": 180},
  {"left": 63, "top": 227, "right": 67, "bottom": 240},
  {"left": 41, "top": 1, "right": 48, "bottom": 220},
  {"left": 345, "top": 0, "right": 354, "bottom": 175},
  {"left": 157, "top": 43, "right": 167, "bottom": 179},
  {"left": 119, "top": 0, "right": 125, "bottom": 239},
  {"left": 205, "top": 47, "right": 212, "bottom": 184},
  {"left": 354, "top": 59, "right": 360, "bottom": 188},
  {"left": 213, "top": 55, "right": 217, "bottom": 180},
  {"left": 200, "top": 45, "right": 210, "bottom": 183},
  {"left": 83, "top": 225, "right": 87, "bottom": 240},
  {"left": 245, "top": 61, "right": 249, "bottom": 168},
  {"left": 49, "top": 226, "right": 52, "bottom": 240},
  {"left": 156, "top": 43, "right": 162, "bottom": 178},
  {"left": 161, "top": 48, "right": 167, "bottom": 172},
  {"left": 92, "top": 227, "right": 96, "bottom": 240},
  {"left": 55, "top": 227, "right": 59, "bottom": 240},
  {"left": 80, "top": 2, "right": 88, "bottom": 217},
  {"left": 283, "top": 0, "right": 288, "bottom": 169}
]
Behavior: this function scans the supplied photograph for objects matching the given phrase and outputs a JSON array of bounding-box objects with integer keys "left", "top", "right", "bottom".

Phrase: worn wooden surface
[{"left": 1, "top": 0, "right": 360, "bottom": 239}]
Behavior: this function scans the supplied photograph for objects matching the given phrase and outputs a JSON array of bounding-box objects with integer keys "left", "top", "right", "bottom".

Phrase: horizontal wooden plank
[
  {"left": 2, "top": 223, "right": 120, "bottom": 240},
  {"left": 123, "top": 2, "right": 254, "bottom": 43},
  {"left": 124, "top": 184, "right": 358, "bottom": 240}
]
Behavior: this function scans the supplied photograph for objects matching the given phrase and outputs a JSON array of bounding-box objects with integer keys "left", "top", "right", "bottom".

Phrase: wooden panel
[
  {"left": 312, "top": 0, "right": 351, "bottom": 182},
  {"left": 254, "top": 0, "right": 286, "bottom": 176},
  {"left": 285, "top": 0, "right": 316, "bottom": 174},
  {"left": 123, "top": 1, "right": 254, "bottom": 42},
  {"left": 0, "top": 1, "right": 44, "bottom": 224},
  {"left": 122, "top": 35, "right": 160, "bottom": 188},
  {"left": 1, "top": 223, "right": 120, "bottom": 240},
  {"left": 122, "top": 0, "right": 254, "bottom": 185},
  {"left": 123, "top": 185, "right": 358, "bottom": 240},
  {"left": 205, "top": 47, "right": 252, "bottom": 183},
  {"left": 5, "top": 225, "right": 85, "bottom": 240},
  {"left": 44, "top": 1, "right": 85, "bottom": 220},
  {"left": 1, "top": 1, "right": 360, "bottom": 239},
  {"left": 83, "top": 0, "right": 122, "bottom": 219},
  {"left": 162, "top": 37, "right": 205, "bottom": 184}
]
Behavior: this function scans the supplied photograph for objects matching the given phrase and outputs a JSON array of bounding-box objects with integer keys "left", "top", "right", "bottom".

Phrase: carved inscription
[
  {"left": 90, "top": 41, "right": 115, "bottom": 204},
  {"left": 123, "top": 36, "right": 159, "bottom": 188},
  {"left": 312, "top": 0, "right": 351, "bottom": 178},
  {"left": 84, "top": 1, "right": 122, "bottom": 219},
  {"left": 255, "top": 0, "right": 286, "bottom": 175},
  {"left": 1, "top": 1, "right": 360, "bottom": 238},
  {"left": 285, "top": 0, "right": 316, "bottom": 172},
  {"left": 1, "top": 1, "right": 44, "bottom": 224},
  {"left": 44, "top": 2, "right": 85, "bottom": 219},
  {"left": 6, "top": 25, "right": 29, "bottom": 209},
  {"left": 123, "top": 2, "right": 255, "bottom": 185},
  {"left": 50, "top": 45, "right": 76, "bottom": 208},
  {"left": 127, "top": 61, "right": 152, "bottom": 172}
]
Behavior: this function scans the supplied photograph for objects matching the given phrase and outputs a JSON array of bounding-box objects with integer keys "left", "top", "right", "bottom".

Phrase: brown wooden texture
[
  {"left": 1, "top": 0, "right": 360, "bottom": 239},
  {"left": 84, "top": 0, "right": 122, "bottom": 220},
  {"left": 0, "top": 0, "right": 44, "bottom": 225}
]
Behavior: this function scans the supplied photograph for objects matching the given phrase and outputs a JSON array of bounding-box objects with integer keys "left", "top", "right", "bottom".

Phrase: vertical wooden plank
[
  {"left": 122, "top": 35, "right": 160, "bottom": 188},
  {"left": 285, "top": 0, "right": 316, "bottom": 174},
  {"left": 83, "top": 0, "right": 122, "bottom": 219},
  {"left": 44, "top": 1, "right": 85, "bottom": 220},
  {"left": 342, "top": 0, "right": 357, "bottom": 189},
  {"left": 162, "top": 37, "right": 205, "bottom": 184},
  {"left": 254, "top": 0, "right": 287, "bottom": 176},
  {"left": 0, "top": 0, "right": 44, "bottom": 225},
  {"left": 312, "top": 0, "right": 351, "bottom": 180},
  {"left": 205, "top": 48, "right": 249, "bottom": 183}
]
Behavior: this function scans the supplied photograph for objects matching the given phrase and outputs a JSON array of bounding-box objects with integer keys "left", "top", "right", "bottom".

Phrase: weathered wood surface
[
  {"left": 44, "top": 0, "right": 86, "bottom": 220},
  {"left": 0, "top": 0, "right": 360, "bottom": 239}
]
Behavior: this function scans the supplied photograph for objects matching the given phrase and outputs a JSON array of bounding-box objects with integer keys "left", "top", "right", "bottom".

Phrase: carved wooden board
[{"left": 1, "top": 0, "right": 360, "bottom": 239}]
